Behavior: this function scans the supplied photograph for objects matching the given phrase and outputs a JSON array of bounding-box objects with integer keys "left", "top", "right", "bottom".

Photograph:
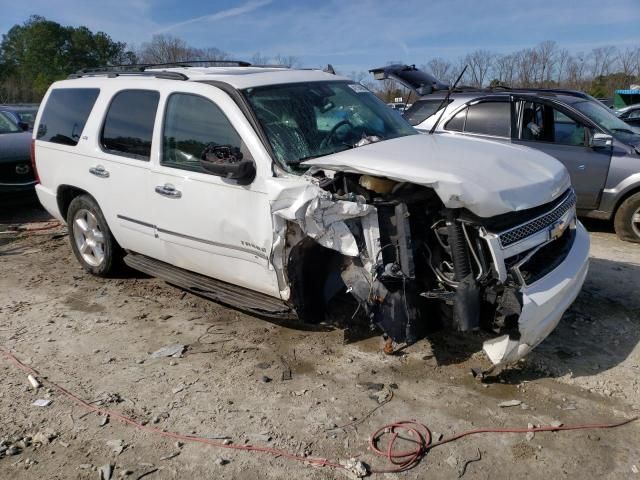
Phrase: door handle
[
  {"left": 89, "top": 165, "right": 110, "bottom": 178},
  {"left": 155, "top": 183, "right": 182, "bottom": 199},
  {"left": 577, "top": 164, "right": 586, "bottom": 170}
]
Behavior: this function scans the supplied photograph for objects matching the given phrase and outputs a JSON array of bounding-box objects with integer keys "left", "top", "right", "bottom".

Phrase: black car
[
  {"left": 0, "top": 104, "right": 39, "bottom": 131},
  {"left": 0, "top": 111, "right": 37, "bottom": 193}
]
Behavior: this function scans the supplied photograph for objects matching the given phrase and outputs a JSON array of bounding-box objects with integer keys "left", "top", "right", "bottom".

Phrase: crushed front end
[{"left": 274, "top": 172, "right": 589, "bottom": 368}]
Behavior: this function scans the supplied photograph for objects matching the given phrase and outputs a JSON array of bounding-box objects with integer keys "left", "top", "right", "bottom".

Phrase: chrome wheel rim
[
  {"left": 633, "top": 207, "right": 640, "bottom": 239},
  {"left": 72, "top": 209, "right": 105, "bottom": 267}
]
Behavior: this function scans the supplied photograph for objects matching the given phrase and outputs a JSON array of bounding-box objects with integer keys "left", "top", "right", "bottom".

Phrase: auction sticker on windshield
[{"left": 348, "top": 84, "right": 369, "bottom": 93}]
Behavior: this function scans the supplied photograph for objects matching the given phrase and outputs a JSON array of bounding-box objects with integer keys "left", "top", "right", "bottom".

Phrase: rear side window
[
  {"left": 404, "top": 99, "right": 452, "bottom": 126},
  {"left": 37, "top": 88, "right": 100, "bottom": 146},
  {"left": 101, "top": 90, "right": 159, "bottom": 160},
  {"left": 464, "top": 101, "right": 511, "bottom": 137},
  {"left": 445, "top": 108, "right": 467, "bottom": 132}
]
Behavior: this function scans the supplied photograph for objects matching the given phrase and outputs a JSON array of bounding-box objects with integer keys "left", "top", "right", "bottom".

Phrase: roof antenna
[
  {"left": 429, "top": 65, "right": 468, "bottom": 135},
  {"left": 323, "top": 64, "right": 336, "bottom": 75}
]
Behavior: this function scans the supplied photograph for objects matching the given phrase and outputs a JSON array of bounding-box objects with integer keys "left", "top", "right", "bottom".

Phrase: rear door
[{"left": 512, "top": 96, "right": 611, "bottom": 209}]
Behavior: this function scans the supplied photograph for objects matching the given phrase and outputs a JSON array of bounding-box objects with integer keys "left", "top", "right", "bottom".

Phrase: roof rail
[{"left": 68, "top": 70, "right": 189, "bottom": 80}]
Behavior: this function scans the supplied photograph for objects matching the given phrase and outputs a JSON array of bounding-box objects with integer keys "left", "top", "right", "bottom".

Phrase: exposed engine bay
[{"left": 272, "top": 168, "right": 583, "bottom": 369}]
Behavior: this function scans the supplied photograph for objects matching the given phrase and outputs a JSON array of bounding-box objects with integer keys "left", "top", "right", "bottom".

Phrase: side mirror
[
  {"left": 199, "top": 144, "right": 256, "bottom": 185},
  {"left": 590, "top": 132, "right": 613, "bottom": 149}
]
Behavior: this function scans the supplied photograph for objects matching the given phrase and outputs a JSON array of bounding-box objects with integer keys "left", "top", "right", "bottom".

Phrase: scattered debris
[
  {"left": 150, "top": 344, "right": 185, "bottom": 358},
  {"left": 32, "top": 399, "right": 52, "bottom": 407},
  {"left": 631, "top": 464, "right": 639, "bottom": 474},
  {"left": 98, "top": 464, "right": 114, "bottom": 480},
  {"left": 260, "top": 375, "right": 272, "bottom": 383},
  {"left": 100, "top": 415, "right": 110, "bottom": 427},
  {"left": 498, "top": 400, "right": 522, "bottom": 408},
  {"left": 370, "top": 387, "right": 392, "bottom": 405},
  {"left": 526, "top": 423, "right": 535, "bottom": 441},
  {"left": 160, "top": 451, "right": 180, "bottom": 460},
  {"left": 458, "top": 448, "right": 482, "bottom": 478},
  {"left": 214, "top": 458, "right": 229, "bottom": 466},
  {"left": 106, "top": 439, "right": 126, "bottom": 455},
  {"left": 32, "top": 429, "right": 57, "bottom": 444},
  {"left": 341, "top": 458, "right": 368, "bottom": 478},
  {"left": 5, "top": 446, "right": 22, "bottom": 456},
  {"left": 292, "top": 389, "right": 308, "bottom": 396},
  {"left": 172, "top": 383, "right": 188, "bottom": 394},
  {"left": 247, "top": 433, "right": 272, "bottom": 443},
  {"left": 27, "top": 374, "right": 41, "bottom": 389},
  {"left": 550, "top": 420, "right": 564, "bottom": 428}
]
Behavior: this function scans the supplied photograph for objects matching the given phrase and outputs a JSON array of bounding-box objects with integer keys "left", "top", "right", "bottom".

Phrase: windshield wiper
[{"left": 611, "top": 127, "right": 635, "bottom": 135}]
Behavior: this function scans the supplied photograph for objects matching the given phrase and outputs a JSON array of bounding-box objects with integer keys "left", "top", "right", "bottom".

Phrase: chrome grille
[{"left": 498, "top": 190, "right": 577, "bottom": 248}]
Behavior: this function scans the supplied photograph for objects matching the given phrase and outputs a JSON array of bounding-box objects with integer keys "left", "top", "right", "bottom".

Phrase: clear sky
[{"left": 1, "top": 0, "right": 639, "bottom": 73}]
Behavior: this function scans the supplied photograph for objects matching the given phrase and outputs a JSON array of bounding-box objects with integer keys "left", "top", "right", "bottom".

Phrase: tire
[
  {"left": 613, "top": 192, "right": 640, "bottom": 243},
  {"left": 67, "top": 194, "right": 122, "bottom": 276}
]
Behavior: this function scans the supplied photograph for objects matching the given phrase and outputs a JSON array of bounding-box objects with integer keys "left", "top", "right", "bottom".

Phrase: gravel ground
[{"left": 0, "top": 194, "right": 639, "bottom": 479}]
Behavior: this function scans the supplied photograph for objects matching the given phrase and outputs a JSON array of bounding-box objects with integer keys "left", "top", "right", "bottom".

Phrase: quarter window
[
  {"left": 162, "top": 93, "right": 245, "bottom": 173},
  {"left": 101, "top": 90, "right": 159, "bottom": 160},
  {"left": 37, "top": 88, "right": 100, "bottom": 146},
  {"left": 445, "top": 108, "right": 467, "bottom": 132}
]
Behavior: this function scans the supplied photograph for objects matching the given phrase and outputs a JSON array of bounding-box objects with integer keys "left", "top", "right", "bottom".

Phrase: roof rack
[{"left": 67, "top": 59, "right": 254, "bottom": 80}]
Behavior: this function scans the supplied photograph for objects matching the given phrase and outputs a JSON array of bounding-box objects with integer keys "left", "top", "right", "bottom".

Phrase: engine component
[{"left": 359, "top": 175, "right": 396, "bottom": 194}]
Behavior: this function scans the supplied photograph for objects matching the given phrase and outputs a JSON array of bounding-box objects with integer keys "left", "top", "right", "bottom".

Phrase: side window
[
  {"left": 404, "top": 99, "right": 453, "bottom": 126},
  {"left": 162, "top": 93, "right": 246, "bottom": 174},
  {"left": 445, "top": 107, "right": 467, "bottom": 132},
  {"left": 37, "top": 88, "right": 100, "bottom": 146},
  {"left": 521, "top": 101, "right": 585, "bottom": 146},
  {"left": 101, "top": 90, "right": 159, "bottom": 160},
  {"left": 464, "top": 101, "right": 511, "bottom": 137},
  {"left": 628, "top": 109, "right": 640, "bottom": 120}
]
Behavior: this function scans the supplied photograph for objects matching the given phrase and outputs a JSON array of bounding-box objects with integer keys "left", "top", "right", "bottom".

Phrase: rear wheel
[
  {"left": 614, "top": 192, "right": 640, "bottom": 243},
  {"left": 67, "top": 195, "right": 122, "bottom": 276}
]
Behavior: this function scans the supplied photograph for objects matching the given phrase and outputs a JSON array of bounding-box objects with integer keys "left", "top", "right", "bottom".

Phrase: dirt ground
[{"left": 1, "top": 192, "right": 639, "bottom": 479}]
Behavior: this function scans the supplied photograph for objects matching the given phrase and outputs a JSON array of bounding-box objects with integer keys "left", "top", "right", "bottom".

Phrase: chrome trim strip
[{"left": 116, "top": 214, "right": 268, "bottom": 260}]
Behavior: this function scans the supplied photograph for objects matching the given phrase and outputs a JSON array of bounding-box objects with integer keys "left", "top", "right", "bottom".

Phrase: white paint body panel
[
  {"left": 305, "top": 134, "right": 571, "bottom": 218},
  {"left": 483, "top": 222, "right": 590, "bottom": 366}
]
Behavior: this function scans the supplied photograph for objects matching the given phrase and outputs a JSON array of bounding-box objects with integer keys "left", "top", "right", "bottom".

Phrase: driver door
[
  {"left": 513, "top": 96, "right": 611, "bottom": 210},
  {"left": 147, "top": 85, "right": 280, "bottom": 298}
]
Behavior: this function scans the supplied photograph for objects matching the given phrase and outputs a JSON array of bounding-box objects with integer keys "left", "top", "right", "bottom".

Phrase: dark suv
[{"left": 371, "top": 64, "right": 640, "bottom": 243}]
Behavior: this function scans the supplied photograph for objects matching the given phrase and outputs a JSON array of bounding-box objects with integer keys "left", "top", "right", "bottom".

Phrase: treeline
[
  {"left": 417, "top": 41, "right": 638, "bottom": 98},
  {"left": 1, "top": 16, "right": 638, "bottom": 103}
]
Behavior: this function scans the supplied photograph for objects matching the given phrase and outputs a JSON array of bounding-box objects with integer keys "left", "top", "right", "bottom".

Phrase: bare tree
[
  {"left": 272, "top": 54, "right": 301, "bottom": 68},
  {"left": 138, "top": 34, "right": 193, "bottom": 64},
  {"left": 535, "top": 40, "right": 558, "bottom": 86},
  {"left": 494, "top": 53, "right": 517, "bottom": 86},
  {"left": 424, "top": 57, "right": 453, "bottom": 84},
  {"left": 250, "top": 52, "right": 270, "bottom": 65},
  {"left": 463, "top": 49, "right": 495, "bottom": 87},
  {"left": 555, "top": 48, "right": 572, "bottom": 85},
  {"left": 618, "top": 47, "right": 640, "bottom": 78},
  {"left": 589, "top": 46, "right": 618, "bottom": 78}
]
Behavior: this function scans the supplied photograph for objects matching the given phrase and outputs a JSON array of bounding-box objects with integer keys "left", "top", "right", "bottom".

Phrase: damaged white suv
[{"left": 32, "top": 62, "right": 589, "bottom": 368}]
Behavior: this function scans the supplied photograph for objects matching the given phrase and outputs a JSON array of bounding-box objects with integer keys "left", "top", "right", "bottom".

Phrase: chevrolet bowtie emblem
[
  {"left": 550, "top": 219, "right": 569, "bottom": 240},
  {"left": 15, "top": 164, "right": 30, "bottom": 175}
]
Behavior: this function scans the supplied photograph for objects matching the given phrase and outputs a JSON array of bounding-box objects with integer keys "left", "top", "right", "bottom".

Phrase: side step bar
[{"left": 124, "top": 252, "right": 296, "bottom": 320}]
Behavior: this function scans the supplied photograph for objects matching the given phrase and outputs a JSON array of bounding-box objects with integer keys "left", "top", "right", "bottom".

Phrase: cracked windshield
[{"left": 244, "top": 81, "right": 416, "bottom": 168}]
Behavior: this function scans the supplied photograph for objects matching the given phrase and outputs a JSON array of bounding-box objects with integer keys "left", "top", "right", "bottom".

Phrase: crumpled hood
[{"left": 304, "top": 134, "right": 571, "bottom": 218}]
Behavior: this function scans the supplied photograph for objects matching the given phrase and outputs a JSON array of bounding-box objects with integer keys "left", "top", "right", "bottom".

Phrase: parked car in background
[
  {"left": 0, "top": 104, "right": 39, "bottom": 131},
  {"left": 371, "top": 64, "right": 640, "bottom": 243},
  {"left": 31, "top": 62, "right": 588, "bottom": 368},
  {"left": 0, "top": 110, "right": 37, "bottom": 193},
  {"left": 386, "top": 102, "right": 411, "bottom": 112},
  {"left": 615, "top": 104, "right": 640, "bottom": 128},
  {"left": 596, "top": 97, "right": 614, "bottom": 109}
]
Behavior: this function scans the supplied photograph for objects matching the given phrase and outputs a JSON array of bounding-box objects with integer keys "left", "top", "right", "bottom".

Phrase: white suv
[{"left": 32, "top": 62, "right": 589, "bottom": 368}]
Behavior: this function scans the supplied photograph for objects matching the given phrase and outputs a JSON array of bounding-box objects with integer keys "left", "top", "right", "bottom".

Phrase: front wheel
[
  {"left": 614, "top": 192, "right": 640, "bottom": 243},
  {"left": 67, "top": 195, "right": 122, "bottom": 276}
]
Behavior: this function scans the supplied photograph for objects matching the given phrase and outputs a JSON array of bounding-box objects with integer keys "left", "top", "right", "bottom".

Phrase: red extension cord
[{"left": 1, "top": 348, "right": 636, "bottom": 476}]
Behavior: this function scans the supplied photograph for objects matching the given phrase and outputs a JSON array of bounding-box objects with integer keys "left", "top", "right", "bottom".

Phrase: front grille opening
[
  {"left": 498, "top": 190, "right": 576, "bottom": 247},
  {"left": 514, "top": 226, "right": 576, "bottom": 285}
]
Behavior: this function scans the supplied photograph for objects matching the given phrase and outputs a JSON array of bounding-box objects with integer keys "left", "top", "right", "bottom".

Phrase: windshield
[
  {"left": 243, "top": 81, "right": 416, "bottom": 168},
  {"left": 572, "top": 99, "right": 640, "bottom": 144},
  {"left": 0, "top": 111, "right": 20, "bottom": 133}
]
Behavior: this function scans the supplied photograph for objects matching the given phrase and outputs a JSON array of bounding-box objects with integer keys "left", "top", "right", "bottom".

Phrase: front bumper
[
  {"left": 482, "top": 221, "right": 590, "bottom": 366},
  {"left": 0, "top": 180, "right": 37, "bottom": 193}
]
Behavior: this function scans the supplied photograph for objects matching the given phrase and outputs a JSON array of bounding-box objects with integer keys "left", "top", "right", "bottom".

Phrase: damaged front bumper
[{"left": 482, "top": 221, "right": 590, "bottom": 366}]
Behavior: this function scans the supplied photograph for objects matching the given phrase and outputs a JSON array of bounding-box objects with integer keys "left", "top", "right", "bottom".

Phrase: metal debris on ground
[
  {"left": 498, "top": 400, "right": 522, "bottom": 408},
  {"left": 27, "top": 374, "right": 41, "bottom": 389},
  {"left": 98, "top": 463, "right": 113, "bottom": 480},
  {"left": 150, "top": 344, "right": 185, "bottom": 358},
  {"left": 106, "top": 439, "right": 126, "bottom": 455},
  {"left": 32, "top": 399, "right": 52, "bottom": 407},
  {"left": 341, "top": 458, "right": 368, "bottom": 478}
]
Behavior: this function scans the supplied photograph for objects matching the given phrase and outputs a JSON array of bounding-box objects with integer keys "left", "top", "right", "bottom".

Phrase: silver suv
[{"left": 372, "top": 64, "right": 640, "bottom": 243}]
